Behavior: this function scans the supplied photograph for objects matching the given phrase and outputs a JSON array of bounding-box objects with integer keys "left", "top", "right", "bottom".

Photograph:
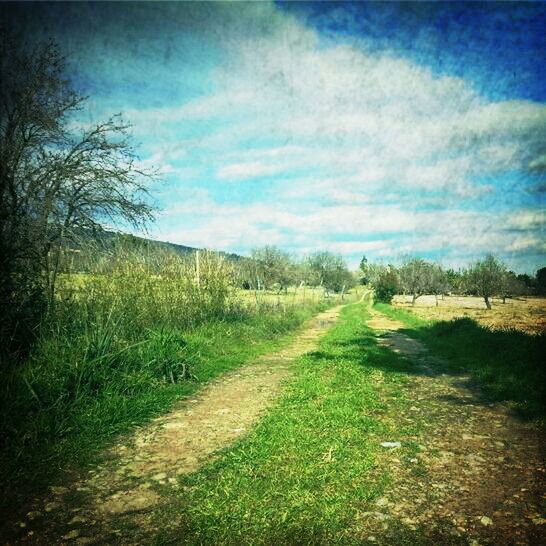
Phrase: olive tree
[
  {"left": 305, "top": 251, "right": 353, "bottom": 294},
  {"left": 0, "top": 33, "right": 155, "bottom": 355},
  {"left": 464, "top": 255, "right": 506, "bottom": 310},
  {"left": 398, "top": 257, "right": 435, "bottom": 305}
]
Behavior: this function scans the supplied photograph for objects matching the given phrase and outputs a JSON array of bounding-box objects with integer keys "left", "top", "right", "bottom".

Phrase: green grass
[
  {"left": 146, "top": 302, "right": 424, "bottom": 545},
  {"left": 0, "top": 302, "right": 326, "bottom": 514},
  {"left": 375, "top": 302, "right": 546, "bottom": 421}
]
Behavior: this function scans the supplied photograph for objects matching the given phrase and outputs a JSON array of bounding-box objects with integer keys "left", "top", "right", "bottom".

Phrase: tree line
[{"left": 361, "top": 255, "right": 546, "bottom": 309}]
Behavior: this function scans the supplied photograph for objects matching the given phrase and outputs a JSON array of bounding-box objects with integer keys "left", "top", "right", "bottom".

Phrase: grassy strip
[
  {"left": 375, "top": 303, "right": 546, "bottom": 421},
  {"left": 148, "top": 302, "right": 422, "bottom": 545},
  {"left": 0, "top": 303, "right": 326, "bottom": 513}
]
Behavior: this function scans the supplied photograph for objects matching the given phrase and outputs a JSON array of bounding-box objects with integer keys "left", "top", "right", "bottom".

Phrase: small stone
[
  {"left": 375, "top": 497, "right": 389, "bottom": 507},
  {"left": 152, "top": 472, "right": 167, "bottom": 481},
  {"left": 380, "top": 441, "right": 401, "bottom": 448},
  {"left": 367, "top": 536, "right": 377, "bottom": 542},
  {"left": 18, "top": 522, "right": 26, "bottom": 528},
  {"left": 63, "top": 529, "right": 81, "bottom": 539},
  {"left": 480, "top": 516, "right": 493, "bottom": 526}
]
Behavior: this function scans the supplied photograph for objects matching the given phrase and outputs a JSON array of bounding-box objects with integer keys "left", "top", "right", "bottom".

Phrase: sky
[{"left": 3, "top": 1, "right": 546, "bottom": 272}]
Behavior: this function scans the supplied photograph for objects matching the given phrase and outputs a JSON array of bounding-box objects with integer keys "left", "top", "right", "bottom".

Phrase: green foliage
[
  {"left": 463, "top": 254, "right": 506, "bottom": 309},
  {"left": 305, "top": 251, "right": 354, "bottom": 293},
  {"left": 374, "top": 268, "right": 400, "bottom": 303},
  {"left": 536, "top": 266, "right": 546, "bottom": 295},
  {"left": 250, "top": 245, "right": 294, "bottom": 291}
]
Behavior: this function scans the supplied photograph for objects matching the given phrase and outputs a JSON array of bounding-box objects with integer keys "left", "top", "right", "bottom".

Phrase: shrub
[{"left": 374, "top": 269, "right": 399, "bottom": 303}]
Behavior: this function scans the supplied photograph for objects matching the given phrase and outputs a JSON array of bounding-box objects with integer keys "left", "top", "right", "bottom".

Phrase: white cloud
[{"left": 131, "top": 2, "right": 545, "bottom": 271}]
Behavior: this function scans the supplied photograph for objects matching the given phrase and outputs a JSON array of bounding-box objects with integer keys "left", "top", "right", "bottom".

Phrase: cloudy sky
[{"left": 5, "top": 1, "right": 546, "bottom": 272}]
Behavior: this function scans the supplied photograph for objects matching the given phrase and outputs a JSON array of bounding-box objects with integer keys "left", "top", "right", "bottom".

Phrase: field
[{"left": 392, "top": 294, "right": 546, "bottom": 334}]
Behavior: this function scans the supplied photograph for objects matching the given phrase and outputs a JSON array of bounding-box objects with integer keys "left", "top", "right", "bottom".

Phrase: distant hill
[{"left": 68, "top": 228, "right": 243, "bottom": 262}]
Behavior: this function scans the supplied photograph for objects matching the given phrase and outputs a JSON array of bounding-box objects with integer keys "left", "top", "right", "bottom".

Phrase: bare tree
[
  {"left": 250, "top": 246, "right": 293, "bottom": 292},
  {"left": 0, "top": 32, "right": 155, "bottom": 355},
  {"left": 398, "top": 257, "right": 434, "bottom": 305}
]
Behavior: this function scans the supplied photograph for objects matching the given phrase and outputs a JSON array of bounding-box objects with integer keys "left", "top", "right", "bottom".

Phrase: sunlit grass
[{"left": 148, "top": 302, "right": 421, "bottom": 545}]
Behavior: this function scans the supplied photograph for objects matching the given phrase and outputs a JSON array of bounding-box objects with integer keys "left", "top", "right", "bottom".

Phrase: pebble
[
  {"left": 480, "top": 516, "right": 493, "bottom": 526},
  {"left": 380, "top": 441, "right": 401, "bottom": 448}
]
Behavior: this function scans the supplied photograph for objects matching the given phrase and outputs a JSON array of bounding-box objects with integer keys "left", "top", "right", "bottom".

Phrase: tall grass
[{"left": 0, "top": 243, "right": 329, "bottom": 513}]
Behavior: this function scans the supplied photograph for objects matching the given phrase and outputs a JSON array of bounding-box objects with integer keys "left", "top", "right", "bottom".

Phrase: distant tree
[
  {"left": 373, "top": 266, "right": 399, "bottom": 303},
  {"left": 516, "top": 273, "right": 535, "bottom": 294},
  {"left": 464, "top": 255, "right": 507, "bottom": 310},
  {"left": 445, "top": 268, "right": 464, "bottom": 294},
  {"left": 536, "top": 267, "right": 546, "bottom": 295},
  {"left": 0, "top": 33, "right": 155, "bottom": 356},
  {"left": 398, "top": 257, "right": 434, "bottom": 305},
  {"left": 250, "top": 246, "right": 293, "bottom": 292},
  {"left": 359, "top": 255, "right": 369, "bottom": 285},
  {"left": 428, "top": 264, "right": 450, "bottom": 306},
  {"left": 501, "top": 271, "right": 528, "bottom": 302},
  {"left": 305, "top": 251, "right": 353, "bottom": 294}
]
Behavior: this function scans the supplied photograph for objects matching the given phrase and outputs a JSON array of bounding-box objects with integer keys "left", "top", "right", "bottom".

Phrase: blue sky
[{"left": 4, "top": 1, "right": 546, "bottom": 272}]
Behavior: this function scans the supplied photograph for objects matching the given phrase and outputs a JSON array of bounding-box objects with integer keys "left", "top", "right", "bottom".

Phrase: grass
[
  {"left": 144, "top": 302, "right": 426, "bottom": 545},
  {"left": 375, "top": 302, "right": 546, "bottom": 421},
  {"left": 0, "top": 301, "right": 328, "bottom": 515}
]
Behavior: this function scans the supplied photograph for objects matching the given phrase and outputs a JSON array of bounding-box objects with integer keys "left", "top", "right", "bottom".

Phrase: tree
[
  {"left": 373, "top": 266, "right": 399, "bottom": 303},
  {"left": 501, "top": 271, "right": 527, "bottom": 303},
  {"left": 359, "top": 255, "right": 369, "bottom": 284},
  {"left": 463, "top": 255, "right": 506, "bottom": 310},
  {"left": 536, "top": 267, "right": 546, "bottom": 295},
  {"left": 0, "top": 33, "right": 155, "bottom": 356},
  {"left": 398, "top": 257, "right": 434, "bottom": 305},
  {"left": 250, "top": 246, "right": 293, "bottom": 292},
  {"left": 305, "top": 251, "right": 353, "bottom": 294},
  {"left": 428, "top": 264, "right": 449, "bottom": 306}
]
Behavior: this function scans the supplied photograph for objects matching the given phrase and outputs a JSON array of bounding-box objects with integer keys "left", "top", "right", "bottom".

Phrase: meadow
[{"left": 0, "top": 246, "right": 354, "bottom": 516}]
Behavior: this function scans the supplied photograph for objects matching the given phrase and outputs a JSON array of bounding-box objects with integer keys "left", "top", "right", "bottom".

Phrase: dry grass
[{"left": 391, "top": 294, "right": 546, "bottom": 335}]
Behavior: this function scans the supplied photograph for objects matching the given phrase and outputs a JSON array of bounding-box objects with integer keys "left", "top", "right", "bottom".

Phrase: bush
[{"left": 374, "top": 269, "right": 399, "bottom": 303}]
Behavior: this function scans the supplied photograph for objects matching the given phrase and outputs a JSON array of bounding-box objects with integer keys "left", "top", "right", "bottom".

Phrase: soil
[
  {"left": 392, "top": 295, "right": 546, "bottom": 335},
  {"left": 359, "top": 308, "right": 546, "bottom": 545}
]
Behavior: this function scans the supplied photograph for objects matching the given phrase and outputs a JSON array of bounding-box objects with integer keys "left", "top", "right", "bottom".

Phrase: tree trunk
[
  {"left": 412, "top": 293, "right": 416, "bottom": 306},
  {"left": 484, "top": 295, "right": 492, "bottom": 310},
  {"left": 435, "top": 294, "right": 438, "bottom": 307}
]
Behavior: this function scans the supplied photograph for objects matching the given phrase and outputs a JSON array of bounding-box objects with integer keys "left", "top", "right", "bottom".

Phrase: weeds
[{"left": 0, "top": 244, "right": 336, "bottom": 514}]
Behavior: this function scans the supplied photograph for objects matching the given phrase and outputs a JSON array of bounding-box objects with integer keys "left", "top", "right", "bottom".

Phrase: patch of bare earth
[
  {"left": 359, "top": 309, "right": 545, "bottom": 545},
  {"left": 10, "top": 306, "right": 343, "bottom": 545},
  {"left": 392, "top": 295, "right": 546, "bottom": 335}
]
